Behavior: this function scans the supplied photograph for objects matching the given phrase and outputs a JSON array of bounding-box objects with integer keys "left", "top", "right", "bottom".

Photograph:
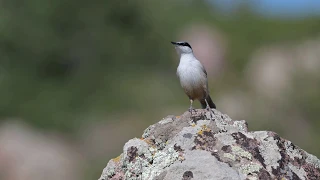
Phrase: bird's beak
[{"left": 171, "top": 41, "right": 178, "bottom": 45}]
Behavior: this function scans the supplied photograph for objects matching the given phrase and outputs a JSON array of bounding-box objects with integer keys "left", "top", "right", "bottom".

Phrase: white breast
[{"left": 177, "top": 57, "right": 208, "bottom": 99}]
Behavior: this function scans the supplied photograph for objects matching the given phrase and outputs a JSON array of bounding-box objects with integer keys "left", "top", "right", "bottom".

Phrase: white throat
[{"left": 179, "top": 52, "right": 197, "bottom": 64}]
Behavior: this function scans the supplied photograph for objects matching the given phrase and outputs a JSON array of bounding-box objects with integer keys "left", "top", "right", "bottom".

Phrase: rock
[
  {"left": 98, "top": 109, "right": 320, "bottom": 180},
  {"left": 0, "top": 121, "right": 83, "bottom": 180}
]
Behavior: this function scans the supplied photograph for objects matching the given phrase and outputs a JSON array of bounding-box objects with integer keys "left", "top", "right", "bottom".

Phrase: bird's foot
[
  {"left": 204, "top": 99, "right": 215, "bottom": 114},
  {"left": 188, "top": 107, "right": 196, "bottom": 114},
  {"left": 206, "top": 106, "right": 215, "bottom": 120}
]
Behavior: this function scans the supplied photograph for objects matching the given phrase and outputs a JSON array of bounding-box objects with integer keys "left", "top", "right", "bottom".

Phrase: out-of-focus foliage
[
  {"left": 0, "top": 0, "right": 180, "bottom": 131},
  {"left": 1, "top": 0, "right": 319, "bottom": 131},
  {"left": 0, "top": 0, "right": 320, "bottom": 179}
]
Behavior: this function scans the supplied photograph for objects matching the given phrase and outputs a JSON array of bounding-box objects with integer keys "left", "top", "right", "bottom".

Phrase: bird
[{"left": 171, "top": 41, "right": 216, "bottom": 113}]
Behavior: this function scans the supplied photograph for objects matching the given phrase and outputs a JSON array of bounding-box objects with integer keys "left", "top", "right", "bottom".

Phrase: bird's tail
[{"left": 200, "top": 95, "right": 216, "bottom": 109}]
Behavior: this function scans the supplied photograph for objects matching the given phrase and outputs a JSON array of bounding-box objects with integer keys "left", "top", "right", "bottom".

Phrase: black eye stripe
[{"left": 178, "top": 42, "right": 192, "bottom": 49}]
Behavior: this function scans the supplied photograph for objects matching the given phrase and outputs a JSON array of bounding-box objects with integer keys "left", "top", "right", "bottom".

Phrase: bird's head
[{"left": 171, "top": 41, "right": 193, "bottom": 55}]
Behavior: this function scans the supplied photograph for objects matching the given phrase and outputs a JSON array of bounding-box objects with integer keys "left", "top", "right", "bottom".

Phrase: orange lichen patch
[
  {"left": 144, "top": 138, "right": 155, "bottom": 146},
  {"left": 178, "top": 155, "right": 185, "bottom": 162},
  {"left": 140, "top": 137, "right": 145, "bottom": 140},
  {"left": 112, "top": 155, "right": 121, "bottom": 163},
  {"left": 176, "top": 116, "right": 180, "bottom": 118}
]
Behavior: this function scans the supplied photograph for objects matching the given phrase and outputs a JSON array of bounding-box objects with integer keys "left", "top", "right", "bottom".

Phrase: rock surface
[{"left": 98, "top": 109, "right": 320, "bottom": 180}]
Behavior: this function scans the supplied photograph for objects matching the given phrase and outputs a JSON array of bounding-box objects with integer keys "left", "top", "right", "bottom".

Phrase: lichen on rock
[{"left": 98, "top": 109, "right": 320, "bottom": 180}]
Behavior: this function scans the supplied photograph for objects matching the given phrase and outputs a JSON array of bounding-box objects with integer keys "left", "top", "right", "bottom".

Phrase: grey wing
[
  {"left": 192, "top": 60, "right": 207, "bottom": 77},
  {"left": 197, "top": 61, "right": 207, "bottom": 77},
  {"left": 201, "top": 65, "right": 207, "bottom": 77}
]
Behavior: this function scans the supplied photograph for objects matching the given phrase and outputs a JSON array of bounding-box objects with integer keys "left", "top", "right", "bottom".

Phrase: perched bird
[{"left": 171, "top": 41, "right": 216, "bottom": 112}]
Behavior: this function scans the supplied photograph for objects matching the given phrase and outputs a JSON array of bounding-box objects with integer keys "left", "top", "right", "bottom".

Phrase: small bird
[{"left": 171, "top": 41, "right": 216, "bottom": 112}]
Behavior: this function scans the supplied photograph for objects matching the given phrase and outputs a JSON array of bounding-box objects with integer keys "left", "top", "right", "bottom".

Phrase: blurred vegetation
[{"left": 0, "top": 0, "right": 320, "bottom": 178}]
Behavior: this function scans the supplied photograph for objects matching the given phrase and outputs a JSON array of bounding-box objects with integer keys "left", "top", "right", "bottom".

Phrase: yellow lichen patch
[
  {"left": 197, "top": 127, "right": 212, "bottom": 136},
  {"left": 197, "top": 124, "right": 212, "bottom": 136},
  {"left": 200, "top": 124, "right": 211, "bottom": 131},
  {"left": 112, "top": 155, "right": 121, "bottom": 163},
  {"left": 191, "top": 123, "right": 196, "bottom": 127}
]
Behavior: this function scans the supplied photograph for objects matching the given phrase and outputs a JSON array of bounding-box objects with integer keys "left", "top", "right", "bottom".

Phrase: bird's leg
[
  {"left": 204, "top": 99, "right": 211, "bottom": 111},
  {"left": 205, "top": 99, "right": 215, "bottom": 118},
  {"left": 188, "top": 99, "right": 195, "bottom": 114}
]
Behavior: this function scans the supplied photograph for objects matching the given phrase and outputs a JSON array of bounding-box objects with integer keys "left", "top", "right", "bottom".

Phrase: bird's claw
[
  {"left": 205, "top": 106, "right": 215, "bottom": 121},
  {"left": 188, "top": 107, "right": 196, "bottom": 114}
]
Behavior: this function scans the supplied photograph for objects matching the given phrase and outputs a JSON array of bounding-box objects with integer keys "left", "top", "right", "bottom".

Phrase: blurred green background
[{"left": 0, "top": 0, "right": 319, "bottom": 179}]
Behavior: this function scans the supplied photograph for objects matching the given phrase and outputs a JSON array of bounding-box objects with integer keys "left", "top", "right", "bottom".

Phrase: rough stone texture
[{"left": 99, "top": 109, "right": 320, "bottom": 180}]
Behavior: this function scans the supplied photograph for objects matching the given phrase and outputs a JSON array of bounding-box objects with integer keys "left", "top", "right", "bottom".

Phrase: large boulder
[{"left": 99, "top": 109, "right": 320, "bottom": 180}]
